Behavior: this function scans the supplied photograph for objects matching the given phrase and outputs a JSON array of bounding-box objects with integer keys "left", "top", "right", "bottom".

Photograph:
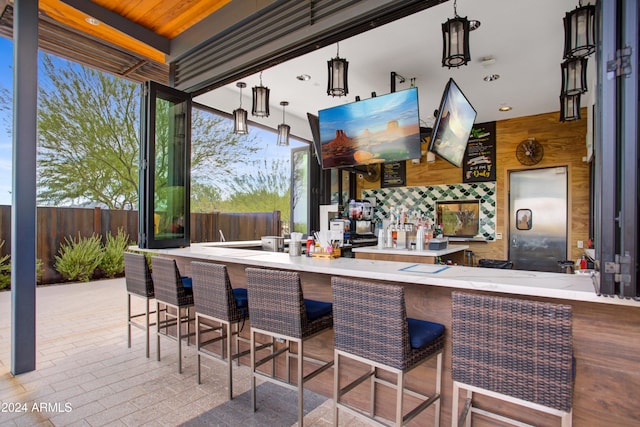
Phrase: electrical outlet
[
  {"left": 577, "top": 240, "right": 584, "bottom": 248},
  {"left": 496, "top": 233, "right": 503, "bottom": 240}
]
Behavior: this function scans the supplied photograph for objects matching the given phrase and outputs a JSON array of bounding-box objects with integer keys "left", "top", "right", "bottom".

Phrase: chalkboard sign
[
  {"left": 463, "top": 121, "right": 496, "bottom": 182},
  {"left": 382, "top": 161, "right": 406, "bottom": 188}
]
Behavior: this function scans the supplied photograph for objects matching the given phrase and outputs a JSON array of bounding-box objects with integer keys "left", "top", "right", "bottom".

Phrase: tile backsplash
[{"left": 362, "top": 182, "right": 496, "bottom": 240}]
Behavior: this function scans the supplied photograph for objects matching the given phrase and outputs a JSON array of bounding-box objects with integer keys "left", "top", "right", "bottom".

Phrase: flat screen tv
[
  {"left": 318, "top": 88, "right": 421, "bottom": 169},
  {"left": 429, "top": 78, "right": 477, "bottom": 167},
  {"left": 307, "top": 113, "right": 322, "bottom": 165}
]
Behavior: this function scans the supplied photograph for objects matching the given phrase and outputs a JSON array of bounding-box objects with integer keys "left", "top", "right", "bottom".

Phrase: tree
[
  {"left": 221, "top": 158, "right": 290, "bottom": 223},
  {"left": 35, "top": 54, "right": 259, "bottom": 209}
]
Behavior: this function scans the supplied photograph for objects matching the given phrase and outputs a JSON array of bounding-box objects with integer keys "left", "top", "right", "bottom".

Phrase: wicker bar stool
[
  {"left": 151, "top": 256, "right": 195, "bottom": 374},
  {"left": 451, "top": 292, "right": 574, "bottom": 427},
  {"left": 191, "top": 261, "right": 253, "bottom": 399},
  {"left": 124, "top": 252, "right": 156, "bottom": 358},
  {"left": 331, "top": 277, "right": 445, "bottom": 427},
  {"left": 246, "top": 268, "right": 334, "bottom": 427}
]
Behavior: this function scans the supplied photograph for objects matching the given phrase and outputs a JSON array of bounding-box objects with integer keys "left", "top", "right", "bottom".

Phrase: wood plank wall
[{"left": 359, "top": 109, "right": 590, "bottom": 265}]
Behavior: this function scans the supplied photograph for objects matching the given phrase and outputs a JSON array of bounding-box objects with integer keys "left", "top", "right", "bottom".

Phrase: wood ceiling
[
  {"left": 38, "top": 0, "right": 231, "bottom": 62},
  {"left": 0, "top": 0, "right": 232, "bottom": 83}
]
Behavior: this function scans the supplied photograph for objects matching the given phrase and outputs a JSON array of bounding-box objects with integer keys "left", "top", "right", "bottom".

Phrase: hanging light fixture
[
  {"left": 559, "top": 93, "right": 581, "bottom": 122},
  {"left": 233, "top": 82, "right": 248, "bottom": 135},
  {"left": 252, "top": 72, "right": 270, "bottom": 117},
  {"left": 277, "top": 101, "right": 290, "bottom": 146},
  {"left": 563, "top": 1, "right": 596, "bottom": 59},
  {"left": 327, "top": 43, "right": 349, "bottom": 97},
  {"left": 441, "top": 0, "right": 473, "bottom": 68},
  {"left": 561, "top": 57, "right": 588, "bottom": 95}
]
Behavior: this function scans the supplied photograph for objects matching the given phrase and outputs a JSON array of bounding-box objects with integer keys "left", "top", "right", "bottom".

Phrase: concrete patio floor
[{"left": 0, "top": 279, "right": 372, "bottom": 427}]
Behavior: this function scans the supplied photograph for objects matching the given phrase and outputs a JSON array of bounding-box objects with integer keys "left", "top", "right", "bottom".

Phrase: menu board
[
  {"left": 463, "top": 121, "right": 496, "bottom": 183},
  {"left": 381, "top": 161, "right": 406, "bottom": 188}
]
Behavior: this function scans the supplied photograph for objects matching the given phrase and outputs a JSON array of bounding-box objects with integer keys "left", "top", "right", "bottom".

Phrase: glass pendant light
[
  {"left": 277, "top": 101, "right": 290, "bottom": 146},
  {"left": 327, "top": 43, "right": 349, "bottom": 97},
  {"left": 233, "top": 82, "right": 248, "bottom": 135},
  {"left": 563, "top": 1, "right": 596, "bottom": 59},
  {"left": 252, "top": 71, "right": 270, "bottom": 117}
]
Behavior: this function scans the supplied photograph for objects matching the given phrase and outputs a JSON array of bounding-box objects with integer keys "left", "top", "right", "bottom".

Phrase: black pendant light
[
  {"left": 327, "top": 43, "right": 348, "bottom": 97},
  {"left": 252, "top": 72, "right": 270, "bottom": 117},
  {"left": 277, "top": 101, "right": 290, "bottom": 146},
  {"left": 441, "top": 0, "right": 475, "bottom": 68},
  {"left": 563, "top": 1, "right": 596, "bottom": 59},
  {"left": 560, "top": 93, "right": 581, "bottom": 122},
  {"left": 233, "top": 82, "right": 248, "bottom": 135},
  {"left": 561, "top": 57, "right": 588, "bottom": 95}
]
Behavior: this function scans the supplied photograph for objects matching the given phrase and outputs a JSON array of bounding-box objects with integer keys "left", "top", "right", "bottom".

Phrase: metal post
[{"left": 11, "top": 0, "right": 39, "bottom": 375}]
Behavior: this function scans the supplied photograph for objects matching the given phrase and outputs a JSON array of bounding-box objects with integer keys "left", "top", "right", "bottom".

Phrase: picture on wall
[{"left": 436, "top": 200, "right": 481, "bottom": 238}]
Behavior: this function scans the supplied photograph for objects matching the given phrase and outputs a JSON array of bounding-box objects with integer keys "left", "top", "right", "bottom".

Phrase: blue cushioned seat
[
  {"left": 233, "top": 288, "right": 248, "bottom": 308},
  {"left": 304, "top": 299, "right": 332, "bottom": 321},
  {"left": 407, "top": 318, "right": 445, "bottom": 349}
]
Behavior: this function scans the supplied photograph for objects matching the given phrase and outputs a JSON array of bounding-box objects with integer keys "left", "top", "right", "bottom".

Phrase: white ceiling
[{"left": 195, "top": 0, "right": 594, "bottom": 142}]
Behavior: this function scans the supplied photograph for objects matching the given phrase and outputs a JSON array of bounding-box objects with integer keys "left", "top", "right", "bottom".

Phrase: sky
[
  {"left": 0, "top": 37, "right": 12, "bottom": 205},
  {"left": 0, "top": 36, "right": 306, "bottom": 207}
]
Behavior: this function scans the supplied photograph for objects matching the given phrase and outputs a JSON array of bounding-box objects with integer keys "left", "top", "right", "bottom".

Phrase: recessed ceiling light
[
  {"left": 498, "top": 105, "right": 513, "bottom": 112},
  {"left": 483, "top": 74, "right": 500, "bottom": 82},
  {"left": 85, "top": 17, "right": 100, "bottom": 26},
  {"left": 296, "top": 74, "right": 311, "bottom": 81}
]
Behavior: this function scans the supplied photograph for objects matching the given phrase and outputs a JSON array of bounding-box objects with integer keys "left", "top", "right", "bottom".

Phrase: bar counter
[{"left": 135, "top": 243, "right": 640, "bottom": 426}]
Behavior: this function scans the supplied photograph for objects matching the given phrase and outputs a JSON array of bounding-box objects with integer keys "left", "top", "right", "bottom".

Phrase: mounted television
[
  {"left": 429, "top": 78, "right": 477, "bottom": 167},
  {"left": 307, "top": 113, "right": 322, "bottom": 165},
  {"left": 318, "top": 88, "right": 421, "bottom": 169}
]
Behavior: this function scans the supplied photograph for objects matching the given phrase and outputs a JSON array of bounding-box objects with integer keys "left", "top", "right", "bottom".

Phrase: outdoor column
[{"left": 11, "top": 0, "right": 39, "bottom": 374}]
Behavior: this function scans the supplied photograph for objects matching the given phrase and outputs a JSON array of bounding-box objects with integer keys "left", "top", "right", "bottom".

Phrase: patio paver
[{"left": 0, "top": 278, "right": 373, "bottom": 426}]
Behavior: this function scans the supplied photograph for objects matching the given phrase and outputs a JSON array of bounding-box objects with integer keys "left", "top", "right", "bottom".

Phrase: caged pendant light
[
  {"left": 233, "top": 82, "right": 248, "bottom": 135},
  {"left": 561, "top": 56, "right": 588, "bottom": 95},
  {"left": 252, "top": 72, "right": 270, "bottom": 117},
  {"left": 327, "top": 43, "right": 349, "bottom": 97},
  {"left": 559, "top": 93, "right": 581, "bottom": 122},
  {"left": 277, "top": 101, "right": 290, "bottom": 146},
  {"left": 563, "top": 1, "right": 596, "bottom": 59},
  {"left": 441, "top": 0, "right": 478, "bottom": 68}
]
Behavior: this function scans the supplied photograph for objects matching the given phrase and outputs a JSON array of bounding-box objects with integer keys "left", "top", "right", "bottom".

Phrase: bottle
[
  {"left": 580, "top": 255, "right": 587, "bottom": 270},
  {"left": 416, "top": 226, "right": 424, "bottom": 251},
  {"left": 306, "top": 236, "right": 314, "bottom": 257}
]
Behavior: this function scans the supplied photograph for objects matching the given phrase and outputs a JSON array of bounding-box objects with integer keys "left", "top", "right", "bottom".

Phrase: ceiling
[
  {"left": 1, "top": 0, "right": 594, "bottom": 143},
  {"left": 195, "top": 0, "right": 594, "bottom": 142}
]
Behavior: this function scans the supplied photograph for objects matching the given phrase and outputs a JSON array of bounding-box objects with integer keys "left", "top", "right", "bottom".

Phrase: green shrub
[
  {"left": 0, "top": 241, "right": 43, "bottom": 289},
  {"left": 55, "top": 233, "right": 104, "bottom": 282},
  {"left": 100, "top": 228, "right": 131, "bottom": 278},
  {"left": 0, "top": 241, "right": 9, "bottom": 290}
]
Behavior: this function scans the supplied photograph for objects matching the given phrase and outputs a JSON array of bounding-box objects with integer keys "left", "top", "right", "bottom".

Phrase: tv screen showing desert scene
[{"left": 318, "top": 88, "right": 421, "bottom": 169}]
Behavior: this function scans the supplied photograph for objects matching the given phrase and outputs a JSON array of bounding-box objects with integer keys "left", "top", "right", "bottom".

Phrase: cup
[{"left": 289, "top": 240, "right": 302, "bottom": 257}]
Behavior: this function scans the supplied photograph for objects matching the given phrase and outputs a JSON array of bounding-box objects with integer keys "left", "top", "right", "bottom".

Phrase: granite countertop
[{"left": 133, "top": 243, "right": 637, "bottom": 307}]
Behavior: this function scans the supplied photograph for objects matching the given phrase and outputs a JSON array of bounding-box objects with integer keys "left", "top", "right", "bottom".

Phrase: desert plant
[
  {"left": 55, "top": 233, "right": 104, "bottom": 282},
  {"left": 100, "top": 228, "right": 131, "bottom": 278},
  {"left": 0, "top": 241, "right": 9, "bottom": 290}
]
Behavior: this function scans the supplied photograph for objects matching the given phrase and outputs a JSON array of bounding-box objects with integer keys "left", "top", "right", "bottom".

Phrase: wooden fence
[{"left": 0, "top": 206, "right": 281, "bottom": 283}]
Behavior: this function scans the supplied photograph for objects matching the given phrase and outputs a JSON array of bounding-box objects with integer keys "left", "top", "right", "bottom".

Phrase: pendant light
[
  {"left": 441, "top": 0, "right": 475, "bottom": 68},
  {"left": 277, "top": 101, "right": 290, "bottom": 146},
  {"left": 563, "top": 1, "right": 596, "bottom": 59},
  {"left": 561, "top": 57, "right": 588, "bottom": 96},
  {"left": 233, "top": 82, "right": 248, "bottom": 135},
  {"left": 327, "top": 43, "right": 349, "bottom": 97},
  {"left": 559, "top": 93, "right": 581, "bottom": 122},
  {"left": 252, "top": 71, "right": 270, "bottom": 117}
]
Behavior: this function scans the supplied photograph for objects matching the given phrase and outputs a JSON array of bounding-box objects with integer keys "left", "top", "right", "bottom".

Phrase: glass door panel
[{"left": 140, "top": 81, "right": 191, "bottom": 249}]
